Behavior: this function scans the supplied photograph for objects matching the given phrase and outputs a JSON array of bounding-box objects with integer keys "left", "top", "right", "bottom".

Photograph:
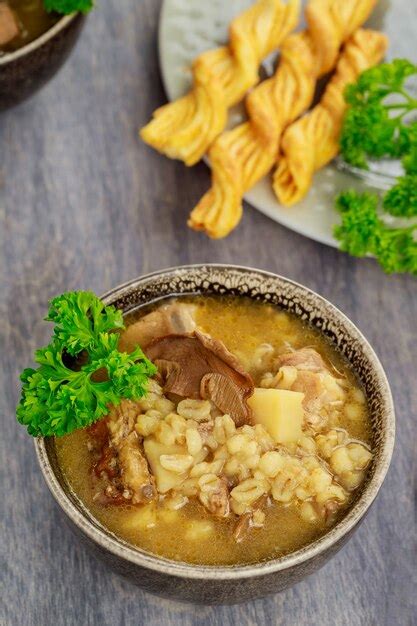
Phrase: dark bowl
[
  {"left": 0, "top": 12, "right": 85, "bottom": 110},
  {"left": 35, "top": 265, "right": 395, "bottom": 604}
]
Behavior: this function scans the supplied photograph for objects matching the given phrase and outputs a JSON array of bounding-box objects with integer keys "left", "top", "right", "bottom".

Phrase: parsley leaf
[
  {"left": 383, "top": 122, "right": 417, "bottom": 218},
  {"left": 383, "top": 174, "right": 417, "bottom": 218},
  {"left": 334, "top": 190, "right": 417, "bottom": 275},
  {"left": 340, "top": 61, "right": 417, "bottom": 220},
  {"left": 340, "top": 59, "right": 417, "bottom": 169},
  {"left": 334, "top": 190, "right": 381, "bottom": 257},
  {"left": 44, "top": 0, "right": 94, "bottom": 15},
  {"left": 402, "top": 122, "right": 417, "bottom": 175},
  {"left": 46, "top": 291, "right": 124, "bottom": 357},
  {"left": 16, "top": 291, "right": 157, "bottom": 437},
  {"left": 375, "top": 227, "right": 417, "bottom": 275}
]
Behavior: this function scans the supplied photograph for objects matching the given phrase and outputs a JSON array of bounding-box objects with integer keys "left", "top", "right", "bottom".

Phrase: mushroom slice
[
  {"left": 146, "top": 331, "right": 254, "bottom": 426},
  {"left": 119, "top": 302, "right": 197, "bottom": 352}
]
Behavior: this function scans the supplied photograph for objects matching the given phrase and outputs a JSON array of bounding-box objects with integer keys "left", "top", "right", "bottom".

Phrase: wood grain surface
[{"left": 1, "top": 1, "right": 416, "bottom": 624}]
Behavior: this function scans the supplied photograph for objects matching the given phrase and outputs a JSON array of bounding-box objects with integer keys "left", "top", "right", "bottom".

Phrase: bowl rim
[
  {"left": 0, "top": 11, "right": 79, "bottom": 65},
  {"left": 34, "top": 263, "right": 395, "bottom": 580}
]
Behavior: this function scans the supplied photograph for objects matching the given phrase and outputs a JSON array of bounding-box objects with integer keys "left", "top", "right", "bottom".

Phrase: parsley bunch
[
  {"left": 340, "top": 59, "right": 417, "bottom": 220},
  {"left": 334, "top": 190, "right": 417, "bottom": 275},
  {"left": 383, "top": 123, "right": 417, "bottom": 218},
  {"left": 341, "top": 59, "right": 417, "bottom": 169},
  {"left": 335, "top": 59, "right": 417, "bottom": 271},
  {"left": 17, "top": 292, "right": 156, "bottom": 437},
  {"left": 44, "top": 0, "right": 94, "bottom": 15}
]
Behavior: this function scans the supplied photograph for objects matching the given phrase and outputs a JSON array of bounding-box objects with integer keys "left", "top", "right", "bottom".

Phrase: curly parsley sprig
[
  {"left": 335, "top": 60, "right": 417, "bottom": 269},
  {"left": 382, "top": 122, "right": 417, "bottom": 218},
  {"left": 340, "top": 59, "right": 417, "bottom": 169},
  {"left": 340, "top": 60, "right": 417, "bottom": 221},
  {"left": 17, "top": 291, "right": 156, "bottom": 437},
  {"left": 383, "top": 173, "right": 417, "bottom": 218},
  {"left": 44, "top": 0, "right": 94, "bottom": 15},
  {"left": 334, "top": 190, "right": 417, "bottom": 275}
]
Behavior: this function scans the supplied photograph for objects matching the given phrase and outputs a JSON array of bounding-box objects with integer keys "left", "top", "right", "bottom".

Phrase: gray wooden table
[{"left": 1, "top": 2, "right": 416, "bottom": 625}]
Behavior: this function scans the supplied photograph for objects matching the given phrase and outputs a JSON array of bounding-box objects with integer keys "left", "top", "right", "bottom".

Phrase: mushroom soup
[{"left": 56, "top": 296, "right": 372, "bottom": 566}]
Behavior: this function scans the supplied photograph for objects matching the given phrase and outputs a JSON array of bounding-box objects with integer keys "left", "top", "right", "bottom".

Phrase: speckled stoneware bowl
[
  {"left": 35, "top": 265, "right": 395, "bottom": 605},
  {"left": 0, "top": 12, "right": 85, "bottom": 110}
]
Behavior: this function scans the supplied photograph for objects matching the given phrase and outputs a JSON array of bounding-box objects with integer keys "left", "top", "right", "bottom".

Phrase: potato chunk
[
  {"left": 248, "top": 388, "right": 304, "bottom": 444},
  {"left": 121, "top": 503, "right": 157, "bottom": 532},
  {"left": 143, "top": 438, "right": 190, "bottom": 493}
]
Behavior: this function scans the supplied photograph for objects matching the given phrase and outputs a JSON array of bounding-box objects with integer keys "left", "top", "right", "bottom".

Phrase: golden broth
[
  {"left": 56, "top": 296, "right": 372, "bottom": 566},
  {"left": 0, "top": 1, "right": 59, "bottom": 53}
]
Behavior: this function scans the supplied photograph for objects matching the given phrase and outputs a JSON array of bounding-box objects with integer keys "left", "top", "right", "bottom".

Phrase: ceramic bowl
[
  {"left": 35, "top": 265, "right": 395, "bottom": 604},
  {"left": 0, "top": 12, "right": 85, "bottom": 110}
]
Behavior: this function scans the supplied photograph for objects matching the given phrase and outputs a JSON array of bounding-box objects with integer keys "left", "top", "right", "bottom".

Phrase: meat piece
[
  {"left": 292, "top": 370, "right": 328, "bottom": 429},
  {"left": 275, "top": 347, "right": 326, "bottom": 372},
  {"left": 0, "top": 3, "right": 19, "bottom": 46},
  {"left": 107, "top": 400, "right": 156, "bottom": 504},
  {"left": 291, "top": 370, "right": 324, "bottom": 413},
  {"left": 233, "top": 494, "right": 268, "bottom": 542},
  {"left": 272, "top": 349, "right": 346, "bottom": 430},
  {"left": 117, "top": 432, "right": 156, "bottom": 503},
  {"left": 146, "top": 330, "right": 254, "bottom": 426},
  {"left": 199, "top": 477, "right": 230, "bottom": 518},
  {"left": 94, "top": 443, "right": 118, "bottom": 479},
  {"left": 107, "top": 399, "right": 139, "bottom": 446},
  {"left": 87, "top": 418, "right": 111, "bottom": 454},
  {"left": 119, "top": 302, "right": 196, "bottom": 352},
  {"left": 233, "top": 512, "right": 252, "bottom": 543}
]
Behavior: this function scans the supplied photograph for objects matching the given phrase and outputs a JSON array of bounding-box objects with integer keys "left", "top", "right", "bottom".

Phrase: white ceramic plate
[{"left": 159, "top": 0, "right": 416, "bottom": 247}]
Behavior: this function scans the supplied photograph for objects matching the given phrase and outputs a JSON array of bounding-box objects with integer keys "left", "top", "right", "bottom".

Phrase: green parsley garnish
[
  {"left": 334, "top": 190, "right": 417, "bottom": 275},
  {"left": 382, "top": 123, "right": 417, "bottom": 218},
  {"left": 17, "top": 291, "right": 156, "bottom": 437},
  {"left": 44, "top": 0, "right": 94, "bottom": 15},
  {"left": 340, "top": 59, "right": 417, "bottom": 169},
  {"left": 335, "top": 59, "right": 417, "bottom": 271},
  {"left": 383, "top": 173, "right": 417, "bottom": 218},
  {"left": 339, "top": 59, "right": 417, "bottom": 221}
]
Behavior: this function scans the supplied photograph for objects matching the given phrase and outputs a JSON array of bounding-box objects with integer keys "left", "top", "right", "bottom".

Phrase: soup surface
[
  {"left": 0, "top": 1, "right": 59, "bottom": 54},
  {"left": 56, "top": 296, "right": 372, "bottom": 566}
]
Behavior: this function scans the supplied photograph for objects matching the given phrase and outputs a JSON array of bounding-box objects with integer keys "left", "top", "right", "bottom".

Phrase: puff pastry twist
[
  {"left": 189, "top": 0, "right": 378, "bottom": 238},
  {"left": 140, "top": 0, "right": 300, "bottom": 166},
  {"left": 273, "top": 29, "right": 388, "bottom": 206}
]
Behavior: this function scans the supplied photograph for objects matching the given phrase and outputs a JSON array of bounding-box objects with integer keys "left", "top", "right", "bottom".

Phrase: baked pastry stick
[
  {"left": 273, "top": 29, "right": 388, "bottom": 206},
  {"left": 189, "top": 0, "right": 378, "bottom": 238},
  {"left": 140, "top": 0, "right": 300, "bottom": 166}
]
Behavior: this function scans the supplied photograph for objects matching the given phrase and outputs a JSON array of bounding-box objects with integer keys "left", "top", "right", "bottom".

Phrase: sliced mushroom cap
[
  {"left": 119, "top": 302, "right": 196, "bottom": 353},
  {"left": 146, "top": 330, "right": 254, "bottom": 426}
]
